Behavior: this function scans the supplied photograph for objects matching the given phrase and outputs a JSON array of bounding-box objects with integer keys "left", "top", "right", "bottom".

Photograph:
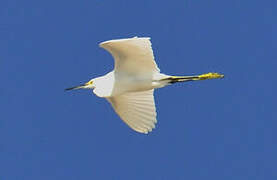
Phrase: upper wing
[
  {"left": 100, "top": 37, "right": 160, "bottom": 75},
  {"left": 107, "top": 90, "right": 157, "bottom": 134}
]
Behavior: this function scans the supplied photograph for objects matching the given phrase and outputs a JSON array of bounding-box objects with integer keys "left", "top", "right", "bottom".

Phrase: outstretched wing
[
  {"left": 107, "top": 90, "right": 157, "bottom": 134},
  {"left": 100, "top": 37, "right": 160, "bottom": 75}
]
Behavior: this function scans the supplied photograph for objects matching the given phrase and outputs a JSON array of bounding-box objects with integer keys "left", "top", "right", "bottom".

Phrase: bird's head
[{"left": 65, "top": 79, "right": 95, "bottom": 91}]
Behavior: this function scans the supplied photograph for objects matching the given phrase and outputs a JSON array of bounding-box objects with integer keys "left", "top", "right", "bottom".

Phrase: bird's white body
[
  {"left": 91, "top": 37, "right": 169, "bottom": 97},
  {"left": 92, "top": 70, "right": 168, "bottom": 97},
  {"left": 66, "top": 37, "right": 224, "bottom": 134},
  {"left": 88, "top": 37, "right": 169, "bottom": 133}
]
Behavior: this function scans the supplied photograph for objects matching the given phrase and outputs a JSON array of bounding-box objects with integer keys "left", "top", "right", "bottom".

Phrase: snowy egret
[{"left": 66, "top": 37, "right": 224, "bottom": 134}]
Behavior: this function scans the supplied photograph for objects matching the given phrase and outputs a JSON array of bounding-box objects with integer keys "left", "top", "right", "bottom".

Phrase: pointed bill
[{"left": 65, "top": 84, "right": 86, "bottom": 91}]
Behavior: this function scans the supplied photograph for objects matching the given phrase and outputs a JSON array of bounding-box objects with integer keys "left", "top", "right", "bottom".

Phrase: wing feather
[
  {"left": 100, "top": 37, "right": 160, "bottom": 75},
  {"left": 107, "top": 90, "right": 157, "bottom": 134}
]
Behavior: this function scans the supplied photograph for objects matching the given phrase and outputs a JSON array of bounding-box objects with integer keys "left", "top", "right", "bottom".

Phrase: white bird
[{"left": 66, "top": 37, "right": 224, "bottom": 134}]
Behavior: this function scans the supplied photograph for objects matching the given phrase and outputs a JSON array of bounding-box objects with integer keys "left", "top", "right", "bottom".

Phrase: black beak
[{"left": 65, "top": 84, "right": 86, "bottom": 91}]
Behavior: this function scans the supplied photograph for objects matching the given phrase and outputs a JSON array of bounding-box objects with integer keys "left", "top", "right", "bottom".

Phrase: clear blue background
[{"left": 1, "top": 0, "right": 276, "bottom": 179}]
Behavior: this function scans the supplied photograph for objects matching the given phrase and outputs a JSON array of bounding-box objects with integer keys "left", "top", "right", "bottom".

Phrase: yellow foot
[{"left": 198, "top": 72, "right": 224, "bottom": 80}]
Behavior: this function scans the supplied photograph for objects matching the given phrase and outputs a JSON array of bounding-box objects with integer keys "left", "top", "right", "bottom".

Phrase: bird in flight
[{"left": 66, "top": 37, "right": 224, "bottom": 134}]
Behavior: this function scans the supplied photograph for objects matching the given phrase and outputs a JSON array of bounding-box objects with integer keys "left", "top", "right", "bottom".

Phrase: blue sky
[{"left": 1, "top": 0, "right": 276, "bottom": 179}]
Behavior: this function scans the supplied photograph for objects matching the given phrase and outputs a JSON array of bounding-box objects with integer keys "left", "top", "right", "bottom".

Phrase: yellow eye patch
[{"left": 86, "top": 81, "right": 93, "bottom": 85}]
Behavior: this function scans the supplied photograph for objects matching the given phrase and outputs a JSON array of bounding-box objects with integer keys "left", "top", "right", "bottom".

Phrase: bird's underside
[{"left": 66, "top": 37, "right": 224, "bottom": 134}]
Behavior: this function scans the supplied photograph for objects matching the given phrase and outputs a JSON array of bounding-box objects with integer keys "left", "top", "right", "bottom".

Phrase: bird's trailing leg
[{"left": 164, "top": 72, "right": 224, "bottom": 84}]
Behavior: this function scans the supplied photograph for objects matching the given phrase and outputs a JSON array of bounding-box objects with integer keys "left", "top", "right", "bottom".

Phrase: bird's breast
[{"left": 93, "top": 71, "right": 159, "bottom": 97}]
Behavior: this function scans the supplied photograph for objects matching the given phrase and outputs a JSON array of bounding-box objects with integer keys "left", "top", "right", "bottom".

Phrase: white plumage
[
  {"left": 66, "top": 37, "right": 224, "bottom": 134},
  {"left": 96, "top": 37, "right": 162, "bottom": 133},
  {"left": 108, "top": 90, "right": 156, "bottom": 133},
  {"left": 100, "top": 37, "right": 160, "bottom": 74}
]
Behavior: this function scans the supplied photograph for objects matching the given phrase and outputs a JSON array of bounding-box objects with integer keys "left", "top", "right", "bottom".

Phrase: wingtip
[{"left": 134, "top": 125, "right": 155, "bottom": 134}]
